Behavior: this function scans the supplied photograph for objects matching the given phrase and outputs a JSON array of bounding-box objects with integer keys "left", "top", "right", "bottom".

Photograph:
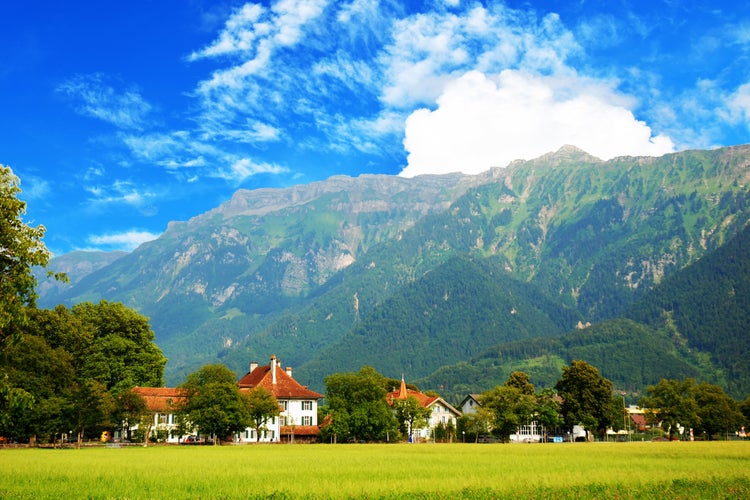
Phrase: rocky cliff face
[{"left": 38, "top": 145, "right": 750, "bottom": 385}]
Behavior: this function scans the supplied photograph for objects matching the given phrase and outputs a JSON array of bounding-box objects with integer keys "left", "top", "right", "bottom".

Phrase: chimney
[
  {"left": 286, "top": 366, "right": 293, "bottom": 378},
  {"left": 271, "top": 354, "right": 277, "bottom": 384},
  {"left": 249, "top": 361, "right": 258, "bottom": 373}
]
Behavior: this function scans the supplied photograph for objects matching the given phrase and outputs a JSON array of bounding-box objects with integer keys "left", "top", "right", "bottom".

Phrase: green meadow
[{"left": 1, "top": 442, "right": 748, "bottom": 499}]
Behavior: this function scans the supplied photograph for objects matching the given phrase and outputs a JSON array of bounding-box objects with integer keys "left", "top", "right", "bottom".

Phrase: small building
[
  {"left": 458, "top": 394, "right": 483, "bottom": 415},
  {"left": 127, "top": 387, "right": 186, "bottom": 443},
  {"left": 237, "top": 355, "right": 323, "bottom": 443},
  {"left": 128, "top": 355, "right": 323, "bottom": 444},
  {"left": 387, "top": 377, "right": 461, "bottom": 442}
]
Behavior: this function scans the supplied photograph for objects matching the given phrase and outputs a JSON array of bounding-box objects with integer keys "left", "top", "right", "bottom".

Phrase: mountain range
[{"left": 37, "top": 144, "right": 750, "bottom": 399}]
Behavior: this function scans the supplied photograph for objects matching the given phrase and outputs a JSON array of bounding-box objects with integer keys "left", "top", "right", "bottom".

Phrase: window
[
  {"left": 302, "top": 400, "right": 313, "bottom": 411},
  {"left": 302, "top": 416, "right": 312, "bottom": 426},
  {"left": 281, "top": 400, "right": 288, "bottom": 411}
]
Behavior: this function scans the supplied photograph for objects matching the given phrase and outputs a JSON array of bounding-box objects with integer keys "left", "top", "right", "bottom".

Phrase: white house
[
  {"left": 128, "top": 355, "right": 323, "bottom": 444},
  {"left": 236, "top": 354, "right": 323, "bottom": 443},
  {"left": 387, "top": 377, "right": 462, "bottom": 442}
]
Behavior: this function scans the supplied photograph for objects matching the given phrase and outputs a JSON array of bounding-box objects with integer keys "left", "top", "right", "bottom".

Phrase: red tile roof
[
  {"left": 131, "top": 387, "right": 186, "bottom": 412},
  {"left": 237, "top": 356, "right": 323, "bottom": 400},
  {"left": 388, "top": 387, "right": 439, "bottom": 408},
  {"left": 386, "top": 377, "right": 461, "bottom": 416}
]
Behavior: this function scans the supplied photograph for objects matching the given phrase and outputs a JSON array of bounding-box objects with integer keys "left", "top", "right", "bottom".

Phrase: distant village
[{"left": 121, "top": 355, "right": 746, "bottom": 446}]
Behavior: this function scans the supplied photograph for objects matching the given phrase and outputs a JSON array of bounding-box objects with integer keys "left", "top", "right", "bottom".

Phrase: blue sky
[{"left": 3, "top": 1, "right": 750, "bottom": 255}]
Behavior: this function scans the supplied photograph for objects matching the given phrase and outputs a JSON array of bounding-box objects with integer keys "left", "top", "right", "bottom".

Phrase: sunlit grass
[{"left": 1, "top": 441, "right": 748, "bottom": 498}]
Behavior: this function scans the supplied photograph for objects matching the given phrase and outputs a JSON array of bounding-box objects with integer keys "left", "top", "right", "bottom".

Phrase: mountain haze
[{"left": 39, "top": 145, "right": 750, "bottom": 392}]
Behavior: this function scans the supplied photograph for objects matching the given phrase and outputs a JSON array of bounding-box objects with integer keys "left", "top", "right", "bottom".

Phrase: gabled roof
[
  {"left": 459, "top": 394, "right": 483, "bottom": 408},
  {"left": 387, "top": 377, "right": 461, "bottom": 416},
  {"left": 237, "top": 355, "right": 323, "bottom": 400},
  {"left": 131, "top": 387, "right": 186, "bottom": 413}
]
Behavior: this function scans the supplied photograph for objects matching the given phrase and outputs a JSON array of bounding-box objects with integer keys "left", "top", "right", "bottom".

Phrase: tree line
[{"left": 1, "top": 164, "right": 749, "bottom": 444}]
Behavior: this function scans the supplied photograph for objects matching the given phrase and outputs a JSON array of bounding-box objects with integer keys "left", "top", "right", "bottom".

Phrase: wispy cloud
[
  {"left": 84, "top": 179, "right": 156, "bottom": 209},
  {"left": 56, "top": 73, "right": 152, "bottom": 130}
]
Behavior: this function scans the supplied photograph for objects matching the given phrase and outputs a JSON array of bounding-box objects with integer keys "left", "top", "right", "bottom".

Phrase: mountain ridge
[{"left": 37, "top": 144, "right": 750, "bottom": 390}]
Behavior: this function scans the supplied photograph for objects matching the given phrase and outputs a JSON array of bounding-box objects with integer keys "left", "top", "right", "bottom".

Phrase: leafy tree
[
  {"left": 481, "top": 385, "right": 535, "bottom": 442},
  {"left": 555, "top": 360, "right": 614, "bottom": 437},
  {"left": 114, "top": 390, "right": 149, "bottom": 442},
  {"left": 505, "top": 371, "right": 535, "bottom": 395},
  {"left": 457, "top": 410, "right": 491, "bottom": 443},
  {"left": 68, "top": 380, "right": 116, "bottom": 447},
  {"left": 694, "top": 382, "right": 742, "bottom": 439},
  {"left": 245, "top": 386, "right": 280, "bottom": 442},
  {"left": 179, "top": 364, "right": 250, "bottom": 444},
  {"left": 322, "top": 366, "right": 397, "bottom": 442},
  {"left": 0, "top": 331, "right": 77, "bottom": 442},
  {"left": 640, "top": 378, "right": 699, "bottom": 440},
  {"left": 0, "top": 165, "right": 63, "bottom": 347},
  {"left": 0, "top": 374, "right": 33, "bottom": 439},
  {"left": 740, "top": 396, "right": 750, "bottom": 430},
  {"left": 72, "top": 301, "right": 166, "bottom": 395},
  {"left": 534, "top": 388, "right": 562, "bottom": 439},
  {"left": 392, "top": 395, "right": 431, "bottom": 440}
]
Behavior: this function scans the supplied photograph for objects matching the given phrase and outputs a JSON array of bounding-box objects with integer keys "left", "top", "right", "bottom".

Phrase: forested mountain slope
[
  {"left": 416, "top": 223, "right": 750, "bottom": 401},
  {"left": 38, "top": 145, "right": 750, "bottom": 386},
  {"left": 627, "top": 222, "right": 750, "bottom": 397}
]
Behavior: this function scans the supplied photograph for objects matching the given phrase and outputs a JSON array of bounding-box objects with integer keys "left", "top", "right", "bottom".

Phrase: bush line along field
[{"left": 1, "top": 442, "right": 748, "bottom": 499}]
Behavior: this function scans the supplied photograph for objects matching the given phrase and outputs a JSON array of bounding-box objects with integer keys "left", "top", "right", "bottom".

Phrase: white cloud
[
  {"left": 400, "top": 70, "right": 675, "bottom": 176},
  {"left": 220, "top": 158, "right": 289, "bottom": 183},
  {"left": 88, "top": 230, "right": 160, "bottom": 251},
  {"left": 193, "top": 0, "right": 327, "bottom": 94},
  {"left": 56, "top": 74, "right": 152, "bottom": 130},
  {"left": 379, "top": 5, "right": 580, "bottom": 109},
  {"left": 727, "top": 82, "right": 750, "bottom": 127},
  {"left": 85, "top": 179, "right": 155, "bottom": 208}
]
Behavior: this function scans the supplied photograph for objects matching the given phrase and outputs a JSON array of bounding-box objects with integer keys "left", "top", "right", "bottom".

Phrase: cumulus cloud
[
  {"left": 400, "top": 70, "right": 675, "bottom": 176},
  {"left": 88, "top": 230, "right": 160, "bottom": 251}
]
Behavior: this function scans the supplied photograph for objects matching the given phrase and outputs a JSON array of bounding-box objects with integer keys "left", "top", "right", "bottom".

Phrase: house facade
[
  {"left": 236, "top": 355, "right": 323, "bottom": 443},
  {"left": 387, "top": 377, "right": 461, "bottom": 442},
  {"left": 128, "top": 355, "right": 323, "bottom": 444}
]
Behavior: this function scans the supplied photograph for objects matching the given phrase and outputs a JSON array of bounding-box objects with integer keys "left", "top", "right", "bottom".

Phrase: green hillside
[
  {"left": 627, "top": 222, "right": 750, "bottom": 397},
  {"left": 297, "top": 256, "right": 579, "bottom": 390},
  {"left": 37, "top": 145, "right": 750, "bottom": 388}
]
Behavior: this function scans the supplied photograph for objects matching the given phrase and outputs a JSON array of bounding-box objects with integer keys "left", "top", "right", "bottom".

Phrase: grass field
[{"left": 1, "top": 441, "right": 748, "bottom": 499}]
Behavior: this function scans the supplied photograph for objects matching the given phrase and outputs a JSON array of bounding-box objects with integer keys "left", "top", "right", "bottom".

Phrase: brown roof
[
  {"left": 131, "top": 387, "right": 186, "bottom": 412},
  {"left": 237, "top": 356, "right": 323, "bottom": 400},
  {"left": 387, "top": 378, "right": 461, "bottom": 416},
  {"left": 387, "top": 387, "right": 439, "bottom": 408}
]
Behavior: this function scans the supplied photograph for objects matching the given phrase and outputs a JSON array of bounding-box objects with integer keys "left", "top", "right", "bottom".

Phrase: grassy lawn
[{"left": 1, "top": 441, "right": 748, "bottom": 499}]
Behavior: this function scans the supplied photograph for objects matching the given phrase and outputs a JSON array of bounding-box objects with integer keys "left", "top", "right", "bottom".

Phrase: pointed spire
[{"left": 398, "top": 374, "right": 408, "bottom": 400}]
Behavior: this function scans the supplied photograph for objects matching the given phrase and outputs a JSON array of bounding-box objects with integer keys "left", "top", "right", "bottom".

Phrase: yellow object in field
[{"left": 101, "top": 431, "right": 111, "bottom": 442}]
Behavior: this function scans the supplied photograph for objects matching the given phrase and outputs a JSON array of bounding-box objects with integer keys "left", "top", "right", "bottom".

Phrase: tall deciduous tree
[
  {"left": 505, "top": 371, "right": 535, "bottom": 395},
  {"left": 481, "top": 385, "right": 535, "bottom": 442},
  {"left": 694, "top": 382, "right": 742, "bottom": 439},
  {"left": 555, "top": 360, "right": 614, "bottom": 437},
  {"left": 72, "top": 300, "right": 166, "bottom": 395},
  {"left": 245, "top": 386, "right": 279, "bottom": 442},
  {"left": 0, "top": 165, "right": 63, "bottom": 348},
  {"left": 179, "top": 364, "right": 250, "bottom": 444},
  {"left": 640, "top": 378, "right": 699, "bottom": 440},
  {"left": 322, "top": 366, "right": 397, "bottom": 443}
]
